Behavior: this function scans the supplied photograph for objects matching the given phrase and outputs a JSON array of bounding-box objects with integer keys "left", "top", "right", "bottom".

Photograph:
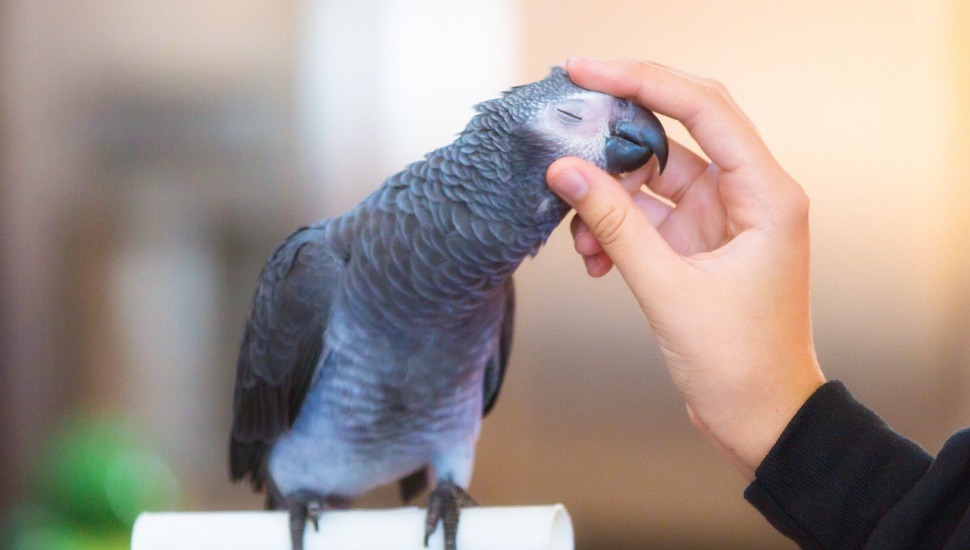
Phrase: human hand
[{"left": 546, "top": 58, "right": 825, "bottom": 479}]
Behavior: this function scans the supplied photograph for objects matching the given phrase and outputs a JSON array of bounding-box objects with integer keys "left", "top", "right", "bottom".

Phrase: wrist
[{"left": 691, "top": 357, "right": 825, "bottom": 481}]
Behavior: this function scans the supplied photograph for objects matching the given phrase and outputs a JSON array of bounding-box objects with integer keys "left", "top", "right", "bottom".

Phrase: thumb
[{"left": 547, "top": 157, "right": 675, "bottom": 286}]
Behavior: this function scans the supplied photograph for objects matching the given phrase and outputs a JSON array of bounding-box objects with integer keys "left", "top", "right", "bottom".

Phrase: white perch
[{"left": 131, "top": 505, "right": 573, "bottom": 550}]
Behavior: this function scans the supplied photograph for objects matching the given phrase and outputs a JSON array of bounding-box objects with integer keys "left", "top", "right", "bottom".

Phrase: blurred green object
[
  {"left": 9, "top": 510, "right": 130, "bottom": 550},
  {"left": 5, "top": 416, "right": 180, "bottom": 549}
]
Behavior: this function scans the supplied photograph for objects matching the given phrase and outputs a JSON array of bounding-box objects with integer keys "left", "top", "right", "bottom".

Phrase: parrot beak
[{"left": 604, "top": 99, "right": 669, "bottom": 175}]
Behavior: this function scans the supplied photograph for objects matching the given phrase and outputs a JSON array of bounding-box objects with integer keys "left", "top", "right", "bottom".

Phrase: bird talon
[
  {"left": 307, "top": 501, "right": 322, "bottom": 531},
  {"left": 424, "top": 481, "right": 476, "bottom": 550}
]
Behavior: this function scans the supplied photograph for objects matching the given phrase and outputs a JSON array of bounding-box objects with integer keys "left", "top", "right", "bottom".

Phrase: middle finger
[{"left": 620, "top": 138, "right": 710, "bottom": 205}]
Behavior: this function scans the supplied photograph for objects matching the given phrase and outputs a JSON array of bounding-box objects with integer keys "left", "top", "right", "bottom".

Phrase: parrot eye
[
  {"left": 556, "top": 108, "right": 583, "bottom": 121},
  {"left": 554, "top": 98, "right": 588, "bottom": 125}
]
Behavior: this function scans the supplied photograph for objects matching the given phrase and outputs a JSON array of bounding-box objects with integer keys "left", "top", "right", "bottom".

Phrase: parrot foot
[
  {"left": 423, "top": 480, "right": 478, "bottom": 550},
  {"left": 286, "top": 491, "right": 351, "bottom": 550}
]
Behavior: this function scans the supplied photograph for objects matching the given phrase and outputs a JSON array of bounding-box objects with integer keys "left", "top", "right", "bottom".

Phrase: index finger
[{"left": 565, "top": 58, "right": 770, "bottom": 174}]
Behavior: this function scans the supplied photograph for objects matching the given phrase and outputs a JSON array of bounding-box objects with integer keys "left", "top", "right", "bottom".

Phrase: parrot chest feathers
[{"left": 267, "top": 341, "right": 486, "bottom": 498}]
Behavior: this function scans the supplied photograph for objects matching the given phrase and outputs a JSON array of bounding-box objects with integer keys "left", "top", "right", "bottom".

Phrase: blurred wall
[
  {"left": 1, "top": 1, "right": 968, "bottom": 549},
  {"left": 942, "top": 1, "right": 970, "bottom": 426},
  {"left": 0, "top": 0, "right": 301, "bottom": 520}
]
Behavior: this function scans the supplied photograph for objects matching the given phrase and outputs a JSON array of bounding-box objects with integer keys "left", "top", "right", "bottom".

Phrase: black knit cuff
[{"left": 744, "top": 380, "right": 931, "bottom": 548}]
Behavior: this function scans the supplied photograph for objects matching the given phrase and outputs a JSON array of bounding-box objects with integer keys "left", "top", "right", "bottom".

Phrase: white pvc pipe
[{"left": 131, "top": 505, "right": 573, "bottom": 550}]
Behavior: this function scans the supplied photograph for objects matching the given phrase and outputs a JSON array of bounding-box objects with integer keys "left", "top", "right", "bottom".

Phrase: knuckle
[
  {"left": 620, "top": 59, "right": 643, "bottom": 72},
  {"left": 696, "top": 77, "right": 734, "bottom": 106},
  {"left": 791, "top": 191, "right": 811, "bottom": 229},
  {"left": 684, "top": 79, "right": 732, "bottom": 128},
  {"left": 793, "top": 188, "right": 811, "bottom": 216},
  {"left": 780, "top": 176, "right": 811, "bottom": 216},
  {"left": 774, "top": 182, "right": 811, "bottom": 232},
  {"left": 705, "top": 77, "right": 729, "bottom": 95},
  {"left": 589, "top": 204, "right": 630, "bottom": 247}
]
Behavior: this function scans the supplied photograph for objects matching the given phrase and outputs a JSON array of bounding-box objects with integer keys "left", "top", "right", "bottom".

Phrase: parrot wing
[
  {"left": 482, "top": 278, "right": 514, "bottom": 417},
  {"left": 229, "top": 225, "right": 344, "bottom": 490}
]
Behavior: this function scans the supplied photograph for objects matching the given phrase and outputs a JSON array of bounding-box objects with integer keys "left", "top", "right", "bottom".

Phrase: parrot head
[
  {"left": 464, "top": 67, "right": 668, "bottom": 229},
  {"left": 508, "top": 66, "right": 667, "bottom": 174},
  {"left": 475, "top": 66, "right": 667, "bottom": 171}
]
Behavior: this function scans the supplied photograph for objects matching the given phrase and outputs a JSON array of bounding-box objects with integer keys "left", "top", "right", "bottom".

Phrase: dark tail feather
[
  {"left": 399, "top": 466, "right": 430, "bottom": 503},
  {"left": 265, "top": 477, "right": 285, "bottom": 510}
]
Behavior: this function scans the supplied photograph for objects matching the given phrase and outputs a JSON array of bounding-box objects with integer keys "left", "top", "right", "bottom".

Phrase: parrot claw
[
  {"left": 286, "top": 491, "right": 349, "bottom": 550},
  {"left": 424, "top": 481, "right": 478, "bottom": 550},
  {"left": 307, "top": 500, "right": 322, "bottom": 531}
]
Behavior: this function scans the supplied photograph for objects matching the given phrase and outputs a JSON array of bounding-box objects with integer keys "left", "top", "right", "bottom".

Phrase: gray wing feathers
[
  {"left": 482, "top": 278, "right": 514, "bottom": 416},
  {"left": 229, "top": 225, "right": 344, "bottom": 488}
]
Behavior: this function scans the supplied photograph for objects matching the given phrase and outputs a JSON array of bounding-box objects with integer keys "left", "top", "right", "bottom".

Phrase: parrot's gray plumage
[{"left": 229, "top": 67, "right": 667, "bottom": 550}]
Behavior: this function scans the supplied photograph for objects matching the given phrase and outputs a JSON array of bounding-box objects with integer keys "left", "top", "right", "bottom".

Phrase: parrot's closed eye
[{"left": 556, "top": 108, "right": 583, "bottom": 121}]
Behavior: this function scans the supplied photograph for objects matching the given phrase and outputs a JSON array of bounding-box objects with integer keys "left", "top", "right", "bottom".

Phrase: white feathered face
[
  {"left": 529, "top": 88, "right": 668, "bottom": 175},
  {"left": 529, "top": 92, "right": 619, "bottom": 170},
  {"left": 461, "top": 67, "right": 668, "bottom": 230}
]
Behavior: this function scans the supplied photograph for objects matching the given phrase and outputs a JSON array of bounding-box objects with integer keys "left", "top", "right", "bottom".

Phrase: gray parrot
[{"left": 229, "top": 67, "right": 667, "bottom": 550}]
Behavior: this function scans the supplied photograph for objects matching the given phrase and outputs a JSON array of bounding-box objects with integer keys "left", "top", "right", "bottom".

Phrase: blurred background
[{"left": 2, "top": 1, "right": 969, "bottom": 548}]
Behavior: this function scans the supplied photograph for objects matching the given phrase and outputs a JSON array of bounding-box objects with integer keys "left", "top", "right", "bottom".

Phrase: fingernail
[
  {"left": 551, "top": 169, "right": 588, "bottom": 201},
  {"left": 564, "top": 56, "right": 588, "bottom": 70}
]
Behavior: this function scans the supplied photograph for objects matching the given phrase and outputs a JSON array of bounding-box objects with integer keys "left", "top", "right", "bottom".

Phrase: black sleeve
[{"left": 743, "top": 380, "right": 970, "bottom": 549}]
